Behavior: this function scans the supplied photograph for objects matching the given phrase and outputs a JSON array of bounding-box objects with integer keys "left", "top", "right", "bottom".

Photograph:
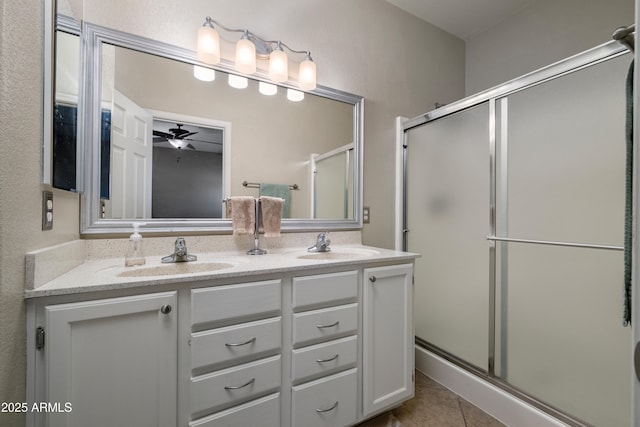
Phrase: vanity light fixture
[
  {"left": 193, "top": 65, "right": 216, "bottom": 82},
  {"left": 228, "top": 73, "right": 248, "bottom": 89},
  {"left": 287, "top": 89, "right": 304, "bottom": 102},
  {"left": 259, "top": 81, "right": 278, "bottom": 96},
  {"left": 197, "top": 16, "right": 317, "bottom": 90},
  {"left": 269, "top": 41, "right": 288, "bottom": 83},
  {"left": 235, "top": 31, "right": 257, "bottom": 74}
]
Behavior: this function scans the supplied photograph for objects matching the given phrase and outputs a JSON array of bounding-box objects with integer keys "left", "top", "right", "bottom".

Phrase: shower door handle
[{"left": 635, "top": 341, "right": 640, "bottom": 382}]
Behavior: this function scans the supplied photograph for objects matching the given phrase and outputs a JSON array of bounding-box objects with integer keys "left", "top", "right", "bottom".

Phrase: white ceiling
[{"left": 386, "top": 0, "right": 535, "bottom": 41}]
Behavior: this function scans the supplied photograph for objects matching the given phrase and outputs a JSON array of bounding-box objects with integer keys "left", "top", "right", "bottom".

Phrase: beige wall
[
  {"left": 465, "top": 0, "right": 634, "bottom": 95},
  {"left": 0, "top": 2, "right": 81, "bottom": 425},
  {"left": 0, "top": 1, "right": 464, "bottom": 424}
]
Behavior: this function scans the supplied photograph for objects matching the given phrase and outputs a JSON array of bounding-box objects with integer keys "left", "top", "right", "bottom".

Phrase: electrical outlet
[
  {"left": 363, "top": 206, "right": 370, "bottom": 224},
  {"left": 42, "top": 191, "right": 53, "bottom": 230}
]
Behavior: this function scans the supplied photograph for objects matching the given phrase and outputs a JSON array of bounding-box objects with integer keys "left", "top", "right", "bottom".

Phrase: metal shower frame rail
[
  {"left": 401, "top": 41, "right": 628, "bottom": 135},
  {"left": 401, "top": 38, "right": 631, "bottom": 427}
]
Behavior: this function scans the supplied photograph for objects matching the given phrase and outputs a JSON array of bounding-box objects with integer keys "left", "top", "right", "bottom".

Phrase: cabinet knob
[
  {"left": 160, "top": 304, "right": 172, "bottom": 315},
  {"left": 369, "top": 276, "right": 377, "bottom": 283}
]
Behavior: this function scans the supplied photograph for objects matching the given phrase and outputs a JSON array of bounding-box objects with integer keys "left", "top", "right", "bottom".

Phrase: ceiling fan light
[
  {"left": 298, "top": 53, "right": 316, "bottom": 91},
  {"left": 269, "top": 43, "right": 288, "bottom": 83},
  {"left": 197, "top": 18, "right": 221, "bottom": 65},
  {"left": 193, "top": 65, "right": 216, "bottom": 82},
  {"left": 168, "top": 139, "right": 188, "bottom": 150},
  {"left": 235, "top": 33, "right": 256, "bottom": 74}
]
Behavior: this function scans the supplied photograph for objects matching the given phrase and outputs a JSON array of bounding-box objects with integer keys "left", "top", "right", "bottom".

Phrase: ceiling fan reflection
[{"left": 153, "top": 123, "right": 207, "bottom": 150}]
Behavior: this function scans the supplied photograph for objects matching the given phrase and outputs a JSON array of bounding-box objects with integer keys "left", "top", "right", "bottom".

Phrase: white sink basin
[
  {"left": 294, "top": 247, "right": 380, "bottom": 260},
  {"left": 117, "top": 261, "right": 235, "bottom": 277}
]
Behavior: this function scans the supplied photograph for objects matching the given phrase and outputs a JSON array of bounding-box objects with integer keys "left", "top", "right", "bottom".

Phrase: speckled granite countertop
[{"left": 25, "top": 244, "right": 419, "bottom": 298}]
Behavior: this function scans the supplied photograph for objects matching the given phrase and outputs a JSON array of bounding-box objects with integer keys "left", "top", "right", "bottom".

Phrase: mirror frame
[
  {"left": 79, "top": 22, "right": 364, "bottom": 235},
  {"left": 43, "top": 0, "right": 55, "bottom": 186}
]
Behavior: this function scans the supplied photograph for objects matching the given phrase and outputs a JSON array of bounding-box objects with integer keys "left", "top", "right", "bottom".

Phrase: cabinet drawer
[
  {"left": 190, "top": 355, "right": 281, "bottom": 417},
  {"left": 293, "top": 271, "right": 357, "bottom": 311},
  {"left": 191, "top": 317, "right": 281, "bottom": 372},
  {"left": 292, "top": 369, "right": 357, "bottom": 427},
  {"left": 292, "top": 336, "right": 357, "bottom": 384},
  {"left": 293, "top": 303, "right": 357, "bottom": 347},
  {"left": 191, "top": 280, "right": 281, "bottom": 327},
  {"left": 189, "top": 393, "right": 280, "bottom": 427}
]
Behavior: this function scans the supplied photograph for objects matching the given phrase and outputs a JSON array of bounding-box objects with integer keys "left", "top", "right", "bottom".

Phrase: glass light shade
[
  {"left": 235, "top": 37, "right": 256, "bottom": 74},
  {"left": 197, "top": 25, "right": 221, "bottom": 65},
  {"left": 259, "top": 82, "right": 278, "bottom": 96},
  {"left": 269, "top": 48, "right": 288, "bottom": 83},
  {"left": 287, "top": 89, "right": 304, "bottom": 102},
  {"left": 228, "top": 74, "right": 248, "bottom": 89},
  {"left": 193, "top": 65, "right": 216, "bottom": 82},
  {"left": 168, "top": 139, "right": 188, "bottom": 149},
  {"left": 298, "top": 57, "right": 317, "bottom": 91}
]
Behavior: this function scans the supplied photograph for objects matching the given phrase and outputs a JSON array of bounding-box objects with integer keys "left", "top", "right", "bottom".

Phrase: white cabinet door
[
  {"left": 362, "top": 264, "right": 414, "bottom": 416},
  {"left": 44, "top": 292, "right": 177, "bottom": 427}
]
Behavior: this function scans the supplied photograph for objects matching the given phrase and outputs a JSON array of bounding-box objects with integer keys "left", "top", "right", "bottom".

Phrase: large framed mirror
[{"left": 78, "top": 23, "right": 364, "bottom": 234}]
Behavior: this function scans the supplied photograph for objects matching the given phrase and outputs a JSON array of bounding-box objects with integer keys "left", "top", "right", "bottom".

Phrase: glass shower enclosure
[{"left": 403, "top": 42, "right": 632, "bottom": 426}]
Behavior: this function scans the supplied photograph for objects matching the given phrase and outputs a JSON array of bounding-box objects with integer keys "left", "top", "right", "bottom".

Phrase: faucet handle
[
  {"left": 174, "top": 237, "right": 187, "bottom": 256},
  {"left": 317, "top": 232, "right": 331, "bottom": 247},
  {"left": 308, "top": 232, "right": 331, "bottom": 253}
]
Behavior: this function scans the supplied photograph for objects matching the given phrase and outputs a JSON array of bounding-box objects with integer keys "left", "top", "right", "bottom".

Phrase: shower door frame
[{"left": 401, "top": 39, "right": 632, "bottom": 426}]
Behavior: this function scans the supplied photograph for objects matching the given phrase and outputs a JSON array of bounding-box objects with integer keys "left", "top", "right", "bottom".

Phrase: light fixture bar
[{"left": 197, "top": 16, "right": 316, "bottom": 90}]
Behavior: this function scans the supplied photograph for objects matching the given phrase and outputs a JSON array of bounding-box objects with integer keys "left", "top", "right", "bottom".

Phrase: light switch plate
[
  {"left": 363, "top": 206, "right": 370, "bottom": 224},
  {"left": 42, "top": 191, "right": 53, "bottom": 230}
]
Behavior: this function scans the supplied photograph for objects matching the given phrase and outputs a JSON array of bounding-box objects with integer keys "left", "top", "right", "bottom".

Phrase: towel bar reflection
[
  {"left": 242, "top": 180, "right": 299, "bottom": 190},
  {"left": 222, "top": 197, "right": 285, "bottom": 203}
]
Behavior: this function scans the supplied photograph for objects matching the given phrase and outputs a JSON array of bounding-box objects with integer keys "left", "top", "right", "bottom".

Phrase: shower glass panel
[
  {"left": 497, "top": 243, "right": 630, "bottom": 427},
  {"left": 505, "top": 54, "right": 629, "bottom": 246},
  {"left": 499, "top": 53, "right": 632, "bottom": 426},
  {"left": 405, "top": 44, "right": 632, "bottom": 426},
  {"left": 406, "top": 103, "right": 490, "bottom": 370},
  {"left": 313, "top": 148, "right": 353, "bottom": 219}
]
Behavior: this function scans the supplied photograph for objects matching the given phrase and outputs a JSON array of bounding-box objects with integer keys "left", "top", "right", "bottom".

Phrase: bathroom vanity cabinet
[
  {"left": 26, "top": 257, "right": 414, "bottom": 427},
  {"left": 30, "top": 292, "right": 178, "bottom": 427}
]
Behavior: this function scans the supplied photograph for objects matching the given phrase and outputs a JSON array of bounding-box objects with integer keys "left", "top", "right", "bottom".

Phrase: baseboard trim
[{"left": 415, "top": 346, "right": 570, "bottom": 427}]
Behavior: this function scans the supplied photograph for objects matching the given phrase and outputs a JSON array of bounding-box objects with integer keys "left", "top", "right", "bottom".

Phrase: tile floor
[{"left": 357, "top": 371, "right": 506, "bottom": 427}]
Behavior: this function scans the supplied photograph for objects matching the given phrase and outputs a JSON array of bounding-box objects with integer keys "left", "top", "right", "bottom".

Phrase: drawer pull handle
[
  {"left": 316, "top": 401, "right": 339, "bottom": 413},
  {"left": 316, "top": 353, "right": 339, "bottom": 363},
  {"left": 225, "top": 337, "right": 257, "bottom": 347},
  {"left": 369, "top": 276, "right": 377, "bottom": 283},
  {"left": 160, "top": 304, "right": 172, "bottom": 315},
  {"left": 224, "top": 378, "right": 255, "bottom": 390},
  {"left": 316, "top": 320, "right": 340, "bottom": 329}
]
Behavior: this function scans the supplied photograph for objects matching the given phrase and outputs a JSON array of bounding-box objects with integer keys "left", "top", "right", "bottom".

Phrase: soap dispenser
[{"left": 124, "top": 223, "right": 146, "bottom": 267}]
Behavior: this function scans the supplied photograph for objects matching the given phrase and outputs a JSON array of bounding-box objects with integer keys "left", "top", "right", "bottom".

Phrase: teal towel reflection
[{"left": 259, "top": 183, "right": 291, "bottom": 218}]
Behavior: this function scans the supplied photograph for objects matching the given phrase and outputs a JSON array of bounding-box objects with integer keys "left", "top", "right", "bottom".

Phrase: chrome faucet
[
  {"left": 161, "top": 237, "right": 198, "bottom": 263},
  {"left": 308, "top": 232, "right": 331, "bottom": 253}
]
